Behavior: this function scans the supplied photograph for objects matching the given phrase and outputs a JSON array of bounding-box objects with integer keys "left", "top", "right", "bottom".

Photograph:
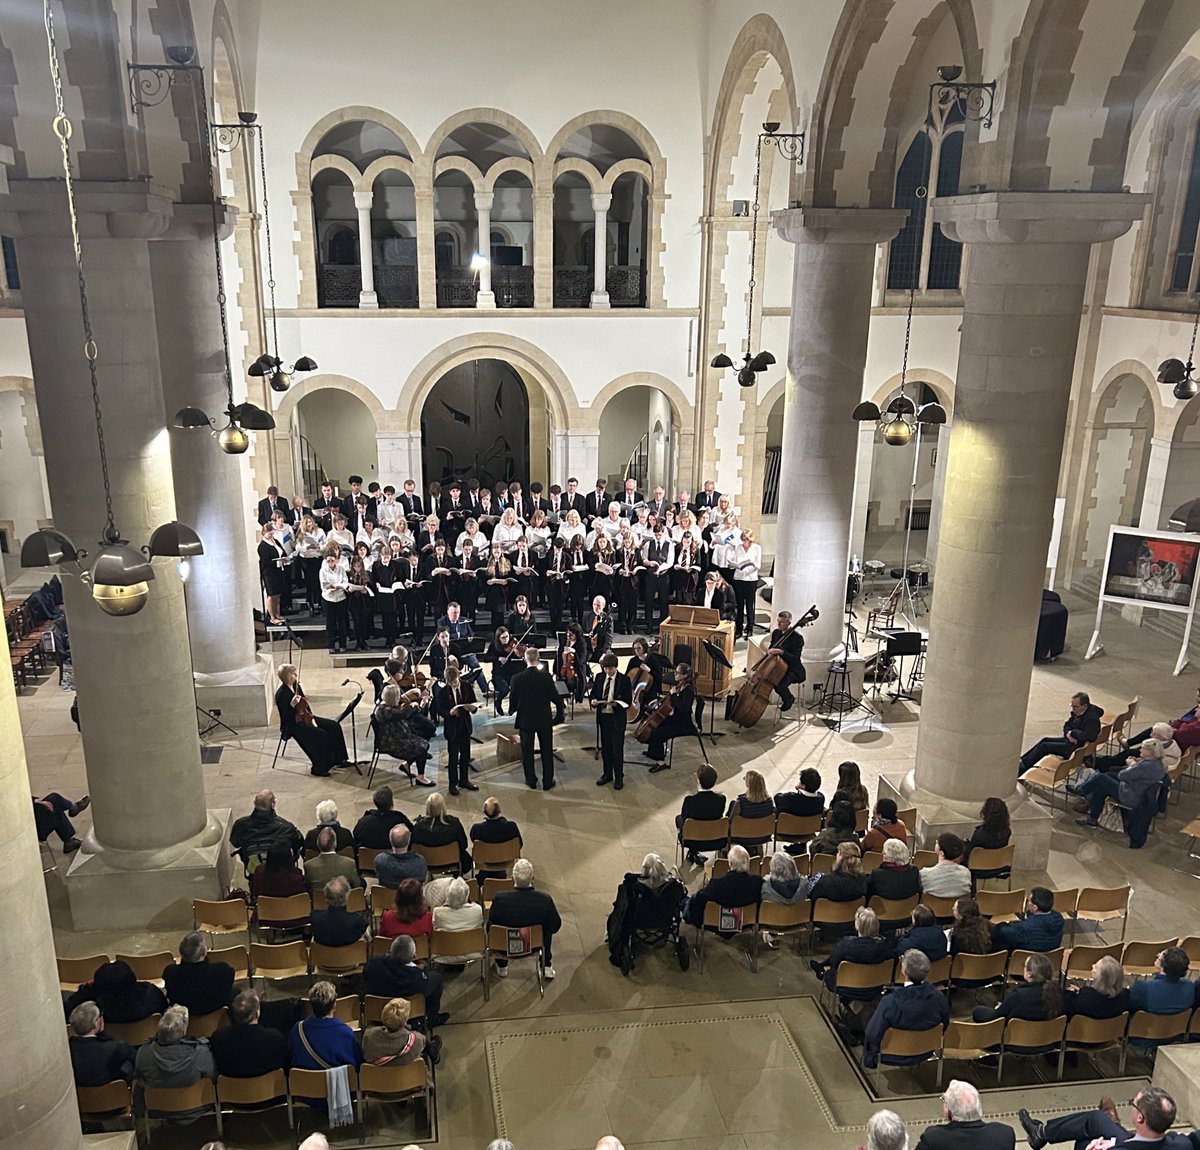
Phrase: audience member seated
[
  {"left": 1075, "top": 739, "right": 1169, "bottom": 830},
  {"left": 353, "top": 786, "right": 413, "bottom": 855},
  {"left": 64, "top": 959, "right": 167, "bottom": 1024},
  {"left": 1019, "top": 690, "right": 1103, "bottom": 771},
  {"left": 230, "top": 789, "right": 303, "bottom": 863},
  {"left": 304, "top": 827, "right": 363, "bottom": 890},
  {"left": 374, "top": 825, "right": 429, "bottom": 888},
  {"left": 489, "top": 858, "right": 563, "bottom": 980},
  {"left": 726, "top": 769, "right": 775, "bottom": 851},
  {"left": 432, "top": 876, "right": 485, "bottom": 938},
  {"left": 378, "top": 878, "right": 434, "bottom": 940},
  {"left": 163, "top": 932, "right": 234, "bottom": 1016},
  {"left": 962, "top": 798, "right": 1011, "bottom": 865},
  {"left": 32, "top": 791, "right": 89, "bottom": 853},
  {"left": 134, "top": 1005, "right": 216, "bottom": 1093},
  {"left": 309, "top": 877, "right": 370, "bottom": 948},
  {"left": 833, "top": 761, "right": 870, "bottom": 811},
  {"left": 864, "top": 949, "right": 950, "bottom": 1070},
  {"left": 919, "top": 834, "right": 971, "bottom": 898},
  {"left": 1019, "top": 1088, "right": 1177, "bottom": 1150},
  {"left": 303, "top": 799, "right": 355, "bottom": 854},
  {"left": 363, "top": 936, "right": 448, "bottom": 1027},
  {"left": 860, "top": 798, "right": 909, "bottom": 855},
  {"left": 683, "top": 845, "right": 762, "bottom": 927},
  {"left": 775, "top": 768, "right": 825, "bottom": 820},
  {"left": 894, "top": 905, "right": 948, "bottom": 962},
  {"left": 361, "top": 995, "right": 440, "bottom": 1067},
  {"left": 811, "top": 906, "right": 893, "bottom": 992},
  {"left": 1167, "top": 687, "right": 1200, "bottom": 753},
  {"left": 677, "top": 764, "right": 727, "bottom": 866},
  {"left": 991, "top": 887, "right": 1064, "bottom": 952},
  {"left": 761, "top": 851, "right": 808, "bottom": 905},
  {"left": 290, "top": 980, "right": 361, "bottom": 1074},
  {"left": 948, "top": 897, "right": 993, "bottom": 957},
  {"left": 866, "top": 840, "right": 922, "bottom": 901},
  {"left": 809, "top": 801, "right": 859, "bottom": 857},
  {"left": 374, "top": 683, "right": 435, "bottom": 786},
  {"left": 251, "top": 840, "right": 310, "bottom": 903},
  {"left": 914, "top": 1080, "right": 1015, "bottom": 1150},
  {"left": 1065, "top": 955, "right": 1130, "bottom": 1020},
  {"left": 412, "top": 792, "right": 471, "bottom": 873},
  {"left": 972, "top": 953, "right": 1063, "bottom": 1023},
  {"left": 208, "top": 990, "right": 290, "bottom": 1078},
  {"left": 808, "top": 842, "right": 868, "bottom": 903},
  {"left": 68, "top": 1002, "right": 136, "bottom": 1086},
  {"left": 1130, "top": 946, "right": 1194, "bottom": 1017},
  {"left": 469, "top": 796, "right": 523, "bottom": 882},
  {"left": 1092, "top": 722, "right": 1181, "bottom": 774},
  {"left": 859, "top": 1110, "right": 908, "bottom": 1150}
]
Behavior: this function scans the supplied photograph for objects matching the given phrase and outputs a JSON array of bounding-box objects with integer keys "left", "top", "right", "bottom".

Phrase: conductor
[{"left": 509, "top": 648, "right": 560, "bottom": 790}]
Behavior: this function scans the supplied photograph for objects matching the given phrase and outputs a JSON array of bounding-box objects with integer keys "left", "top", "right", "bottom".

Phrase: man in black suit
[
  {"left": 68, "top": 1002, "right": 136, "bottom": 1085},
  {"left": 363, "top": 935, "right": 447, "bottom": 1026},
  {"left": 673, "top": 489, "right": 696, "bottom": 518},
  {"left": 162, "top": 932, "right": 234, "bottom": 1016},
  {"left": 209, "top": 990, "right": 290, "bottom": 1078},
  {"left": 586, "top": 595, "right": 614, "bottom": 658},
  {"left": 341, "top": 475, "right": 375, "bottom": 532},
  {"left": 683, "top": 844, "right": 761, "bottom": 926},
  {"left": 353, "top": 785, "right": 413, "bottom": 854},
  {"left": 914, "top": 1081, "right": 1014, "bottom": 1150},
  {"left": 695, "top": 480, "right": 721, "bottom": 511},
  {"left": 310, "top": 876, "right": 370, "bottom": 947},
  {"left": 693, "top": 570, "right": 726, "bottom": 614},
  {"left": 312, "top": 481, "right": 339, "bottom": 531},
  {"left": 257, "top": 485, "right": 290, "bottom": 526},
  {"left": 1020, "top": 1089, "right": 1184, "bottom": 1150},
  {"left": 589, "top": 653, "right": 632, "bottom": 789},
  {"left": 470, "top": 796, "right": 523, "bottom": 881},
  {"left": 527, "top": 481, "right": 552, "bottom": 517},
  {"left": 489, "top": 858, "right": 562, "bottom": 978},
  {"left": 559, "top": 477, "right": 586, "bottom": 520},
  {"left": 400, "top": 478, "right": 424, "bottom": 524},
  {"left": 584, "top": 480, "right": 609, "bottom": 522},
  {"left": 438, "top": 665, "right": 478, "bottom": 796},
  {"left": 677, "top": 763, "right": 726, "bottom": 864},
  {"left": 508, "top": 648, "right": 560, "bottom": 789}
]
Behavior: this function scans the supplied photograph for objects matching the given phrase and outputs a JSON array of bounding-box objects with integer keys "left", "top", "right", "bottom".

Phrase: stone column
[
  {"left": 150, "top": 205, "right": 273, "bottom": 728},
  {"left": 771, "top": 207, "right": 907, "bottom": 678},
  {"left": 474, "top": 191, "right": 495, "bottom": 309},
  {"left": 1137, "top": 435, "right": 1174, "bottom": 532},
  {"left": 5, "top": 179, "right": 230, "bottom": 929},
  {"left": 923, "top": 420, "right": 952, "bottom": 583},
  {"left": 0, "top": 585, "right": 85, "bottom": 1149},
  {"left": 353, "top": 190, "right": 378, "bottom": 309},
  {"left": 590, "top": 193, "right": 611, "bottom": 309},
  {"left": 415, "top": 186, "right": 436, "bottom": 309},
  {"left": 533, "top": 186, "right": 554, "bottom": 309},
  {"left": 896, "top": 192, "right": 1145, "bottom": 861}
]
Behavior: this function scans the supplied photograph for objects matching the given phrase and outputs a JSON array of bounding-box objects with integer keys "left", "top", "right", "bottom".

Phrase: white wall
[
  {"left": 294, "top": 390, "right": 379, "bottom": 486},
  {"left": 0, "top": 387, "right": 49, "bottom": 548}
]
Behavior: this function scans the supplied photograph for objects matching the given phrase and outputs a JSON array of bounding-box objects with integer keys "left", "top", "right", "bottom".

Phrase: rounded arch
[
  {"left": 552, "top": 157, "right": 603, "bottom": 192},
  {"left": 586, "top": 372, "right": 694, "bottom": 431},
  {"left": 362, "top": 154, "right": 416, "bottom": 190},
  {"left": 867, "top": 368, "right": 957, "bottom": 421},
  {"left": 600, "top": 157, "right": 653, "bottom": 195},
  {"left": 298, "top": 107, "right": 424, "bottom": 173},
  {"left": 273, "top": 373, "right": 388, "bottom": 432},
  {"left": 0, "top": 374, "right": 36, "bottom": 395},
  {"left": 433, "top": 154, "right": 485, "bottom": 189},
  {"left": 398, "top": 334, "right": 580, "bottom": 430},
  {"left": 425, "top": 108, "right": 544, "bottom": 167},
  {"left": 481, "top": 156, "right": 535, "bottom": 192},
  {"left": 311, "top": 153, "right": 361, "bottom": 185},
  {"left": 546, "top": 110, "right": 665, "bottom": 171},
  {"left": 1092, "top": 359, "right": 1169, "bottom": 433},
  {"left": 209, "top": 1, "right": 247, "bottom": 118}
]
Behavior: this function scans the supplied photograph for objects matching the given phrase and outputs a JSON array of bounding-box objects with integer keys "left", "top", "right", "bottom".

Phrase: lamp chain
[
  {"left": 255, "top": 125, "right": 281, "bottom": 360},
  {"left": 746, "top": 134, "right": 765, "bottom": 355},
  {"left": 1188, "top": 303, "right": 1199, "bottom": 373},
  {"left": 44, "top": 0, "right": 116, "bottom": 541},
  {"left": 898, "top": 184, "right": 926, "bottom": 400}
]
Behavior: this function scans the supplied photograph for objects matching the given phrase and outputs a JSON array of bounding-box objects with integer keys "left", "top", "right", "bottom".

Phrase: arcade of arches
[{"left": 5, "top": 3, "right": 1200, "bottom": 1149}]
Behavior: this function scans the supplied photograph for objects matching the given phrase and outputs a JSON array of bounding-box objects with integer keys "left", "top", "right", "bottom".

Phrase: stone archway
[{"left": 589, "top": 371, "right": 695, "bottom": 495}]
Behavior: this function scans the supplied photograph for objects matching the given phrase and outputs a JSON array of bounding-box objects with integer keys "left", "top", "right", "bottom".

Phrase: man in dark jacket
[
  {"left": 352, "top": 785, "right": 413, "bottom": 853},
  {"left": 470, "top": 796, "right": 523, "bottom": 882},
  {"left": 209, "top": 990, "right": 290, "bottom": 1078},
  {"left": 683, "top": 845, "right": 762, "bottom": 927},
  {"left": 1019, "top": 691, "right": 1104, "bottom": 770},
  {"left": 894, "top": 905, "right": 949, "bottom": 962},
  {"left": 68, "top": 1002, "right": 136, "bottom": 1085},
  {"left": 309, "top": 877, "right": 370, "bottom": 947},
  {"left": 864, "top": 949, "right": 950, "bottom": 1069},
  {"left": 677, "top": 764, "right": 727, "bottom": 865},
  {"left": 230, "top": 790, "right": 303, "bottom": 862},
  {"left": 489, "top": 858, "right": 563, "bottom": 976},
  {"left": 508, "top": 649, "right": 560, "bottom": 789},
  {"left": 812, "top": 906, "right": 894, "bottom": 993},
  {"left": 915, "top": 1080, "right": 1015, "bottom": 1150},
  {"left": 162, "top": 932, "right": 234, "bottom": 1017},
  {"left": 991, "top": 888, "right": 1064, "bottom": 952},
  {"left": 1019, "top": 1087, "right": 1182, "bottom": 1150},
  {"left": 363, "top": 935, "right": 447, "bottom": 1026}
]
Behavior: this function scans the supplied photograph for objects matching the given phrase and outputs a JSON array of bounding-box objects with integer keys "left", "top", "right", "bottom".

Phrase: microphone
[{"left": 341, "top": 679, "right": 350, "bottom": 687}]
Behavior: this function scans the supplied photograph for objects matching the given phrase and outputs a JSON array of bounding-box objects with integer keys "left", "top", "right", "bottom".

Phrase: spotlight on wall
[{"left": 469, "top": 253, "right": 489, "bottom": 274}]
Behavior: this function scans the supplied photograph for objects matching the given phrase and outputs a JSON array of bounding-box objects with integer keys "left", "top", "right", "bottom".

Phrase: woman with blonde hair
[
  {"left": 361, "top": 996, "right": 439, "bottom": 1065},
  {"left": 808, "top": 842, "right": 868, "bottom": 902},
  {"left": 728, "top": 769, "right": 775, "bottom": 851},
  {"left": 638, "top": 852, "right": 674, "bottom": 891},
  {"left": 412, "top": 792, "right": 471, "bottom": 871},
  {"left": 730, "top": 528, "right": 761, "bottom": 639}
]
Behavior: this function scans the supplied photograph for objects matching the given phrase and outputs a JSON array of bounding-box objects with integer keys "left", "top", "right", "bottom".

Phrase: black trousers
[
  {"left": 645, "top": 574, "right": 670, "bottom": 627},
  {"left": 324, "top": 598, "right": 349, "bottom": 650},
  {"left": 521, "top": 724, "right": 555, "bottom": 787},
  {"left": 732, "top": 580, "right": 756, "bottom": 635},
  {"left": 1019, "top": 736, "right": 1074, "bottom": 770},
  {"left": 301, "top": 557, "right": 322, "bottom": 610},
  {"left": 548, "top": 578, "right": 568, "bottom": 631},
  {"left": 378, "top": 597, "right": 398, "bottom": 645},
  {"left": 616, "top": 576, "right": 638, "bottom": 630},
  {"left": 598, "top": 712, "right": 626, "bottom": 781},
  {"left": 292, "top": 716, "right": 348, "bottom": 774},
  {"left": 447, "top": 731, "right": 471, "bottom": 788},
  {"left": 348, "top": 593, "right": 372, "bottom": 647},
  {"left": 1041, "top": 1110, "right": 1127, "bottom": 1150}
]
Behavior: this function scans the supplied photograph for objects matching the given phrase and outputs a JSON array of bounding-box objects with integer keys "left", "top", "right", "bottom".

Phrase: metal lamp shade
[
  {"left": 147, "top": 521, "right": 204, "bottom": 558},
  {"left": 234, "top": 402, "right": 276, "bottom": 431},
  {"left": 20, "top": 528, "right": 79, "bottom": 568},
  {"left": 174, "top": 406, "right": 212, "bottom": 430}
]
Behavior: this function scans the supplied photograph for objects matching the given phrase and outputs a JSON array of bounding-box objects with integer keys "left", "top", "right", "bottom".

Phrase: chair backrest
[
  {"left": 976, "top": 889, "right": 1026, "bottom": 921},
  {"left": 75, "top": 1079, "right": 133, "bottom": 1118},
  {"left": 114, "top": 951, "right": 173, "bottom": 985},
  {"left": 775, "top": 813, "right": 822, "bottom": 841},
  {"left": 811, "top": 898, "right": 862, "bottom": 928},
  {"left": 855, "top": 808, "right": 870, "bottom": 834},
  {"left": 370, "top": 884, "right": 396, "bottom": 920},
  {"left": 186, "top": 1008, "right": 230, "bottom": 1038},
  {"left": 922, "top": 894, "right": 959, "bottom": 920},
  {"left": 217, "top": 1069, "right": 287, "bottom": 1106},
  {"left": 289, "top": 1066, "right": 358, "bottom": 1103},
  {"left": 730, "top": 814, "right": 775, "bottom": 842},
  {"left": 1178, "top": 935, "right": 1200, "bottom": 970},
  {"left": 1002, "top": 1016, "right": 1066, "bottom": 1049},
  {"left": 102, "top": 1014, "right": 162, "bottom": 1046},
  {"left": 193, "top": 898, "right": 249, "bottom": 932},
  {"left": 143, "top": 1078, "right": 217, "bottom": 1115},
  {"left": 1063, "top": 942, "right": 1123, "bottom": 978},
  {"left": 809, "top": 852, "right": 834, "bottom": 875},
  {"left": 942, "top": 1018, "right": 1004, "bottom": 1056},
  {"left": 482, "top": 877, "right": 515, "bottom": 905},
  {"left": 310, "top": 938, "right": 368, "bottom": 974},
  {"left": 1076, "top": 885, "right": 1131, "bottom": 918},
  {"left": 835, "top": 959, "right": 895, "bottom": 993},
  {"left": 413, "top": 841, "right": 461, "bottom": 871},
  {"left": 432, "top": 926, "right": 486, "bottom": 958},
  {"left": 58, "top": 953, "right": 109, "bottom": 989},
  {"left": 868, "top": 894, "right": 919, "bottom": 923},
  {"left": 757, "top": 902, "right": 808, "bottom": 932},
  {"left": 1064, "top": 1012, "right": 1128, "bottom": 1047},
  {"left": 859, "top": 851, "right": 882, "bottom": 874},
  {"left": 1121, "top": 939, "right": 1175, "bottom": 974},
  {"left": 879, "top": 1023, "right": 943, "bottom": 1059},
  {"left": 487, "top": 922, "right": 545, "bottom": 957},
  {"left": 912, "top": 849, "right": 938, "bottom": 869},
  {"left": 680, "top": 817, "right": 729, "bottom": 847},
  {"left": 895, "top": 808, "right": 917, "bottom": 831},
  {"left": 360, "top": 1058, "right": 428, "bottom": 1098},
  {"left": 701, "top": 901, "right": 759, "bottom": 932},
  {"left": 1008, "top": 948, "right": 1064, "bottom": 980},
  {"left": 949, "top": 951, "right": 1008, "bottom": 985},
  {"left": 255, "top": 893, "right": 312, "bottom": 926},
  {"left": 1127, "top": 1009, "right": 1191, "bottom": 1042},
  {"left": 303, "top": 994, "right": 361, "bottom": 1030},
  {"left": 968, "top": 845, "right": 1014, "bottom": 874},
  {"left": 249, "top": 940, "right": 310, "bottom": 978},
  {"left": 310, "top": 885, "right": 366, "bottom": 913},
  {"left": 471, "top": 837, "right": 523, "bottom": 869}
]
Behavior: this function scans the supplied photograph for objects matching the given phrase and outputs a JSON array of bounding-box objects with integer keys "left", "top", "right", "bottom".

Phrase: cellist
[
  {"left": 645, "top": 663, "right": 697, "bottom": 773},
  {"left": 767, "top": 608, "right": 806, "bottom": 713}
]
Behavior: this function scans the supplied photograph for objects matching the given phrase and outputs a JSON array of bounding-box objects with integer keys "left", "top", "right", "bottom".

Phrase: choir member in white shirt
[
  {"left": 556, "top": 508, "right": 585, "bottom": 545},
  {"left": 327, "top": 514, "right": 355, "bottom": 556},
  {"left": 597, "top": 502, "right": 625, "bottom": 542},
  {"left": 455, "top": 517, "right": 490, "bottom": 557},
  {"left": 320, "top": 549, "right": 351, "bottom": 653},
  {"left": 296, "top": 514, "right": 327, "bottom": 616},
  {"left": 491, "top": 507, "right": 524, "bottom": 554},
  {"left": 641, "top": 524, "right": 675, "bottom": 629},
  {"left": 377, "top": 485, "right": 405, "bottom": 530},
  {"left": 730, "top": 529, "right": 762, "bottom": 639}
]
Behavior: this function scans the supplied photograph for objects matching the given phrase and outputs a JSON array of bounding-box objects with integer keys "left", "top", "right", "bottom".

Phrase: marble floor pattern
[{"left": 16, "top": 576, "right": 1200, "bottom": 1149}]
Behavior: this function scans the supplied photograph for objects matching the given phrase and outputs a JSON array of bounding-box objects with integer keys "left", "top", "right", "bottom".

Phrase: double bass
[{"left": 727, "top": 604, "right": 819, "bottom": 729}]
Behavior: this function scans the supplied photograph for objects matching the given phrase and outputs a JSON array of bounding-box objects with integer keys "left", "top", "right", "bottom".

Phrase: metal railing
[
  {"left": 298, "top": 433, "right": 329, "bottom": 502},
  {"left": 761, "top": 447, "right": 782, "bottom": 514},
  {"left": 624, "top": 432, "right": 649, "bottom": 486}
]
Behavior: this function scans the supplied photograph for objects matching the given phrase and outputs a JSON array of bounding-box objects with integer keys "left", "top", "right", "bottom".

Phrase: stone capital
[
  {"left": 1, "top": 178, "right": 175, "bottom": 240},
  {"left": 591, "top": 192, "right": 612, "bottom": 213},
  {"left": 352, "top": 189, "right": 374, "bottom": 212},
  {"left": 933, "top": 191, "right": 1149, "bottom": 246},
  {"left": 771, "top": 205, "right": 908, "bottom": 247},
  {"left": 158, "top": 200, "right": 236, "bottom": 242},
  {"left": 474, "top": 191, "right": 495, "bottom": 212}
]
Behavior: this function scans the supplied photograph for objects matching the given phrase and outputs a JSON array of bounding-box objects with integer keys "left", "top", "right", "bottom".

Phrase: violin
[
  {"left": 293, "top": 689, "right": 316, "bottom": 728},
  {"left": 727, "top": 604, "right": 819, "bottom": 729}
]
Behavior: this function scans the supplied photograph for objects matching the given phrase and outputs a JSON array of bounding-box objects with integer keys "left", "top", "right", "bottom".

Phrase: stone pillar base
[
  {"left": 590, "top": 291, "right": 611, "bottom": 309},
  {"left": 476, "top": 290, "right": 496, "bottom": 309},
  {"left": 62, "top": 809, "right": 232, "bottom": 931},
  {"left": 194, "top": 653, "right": 274, "bottom": 729},
  {"left": 85, "top": 1132, "right": 137, "bottom": 1149},
  {"left": 1153, "top": 1045, "right": 1200, "bottom": 1124},
  {"left": 359, "top": 290, "right": 378, "bottom": 308},
  {"left": 877, "top": 769, "right": 1052, "bottom": 872}
]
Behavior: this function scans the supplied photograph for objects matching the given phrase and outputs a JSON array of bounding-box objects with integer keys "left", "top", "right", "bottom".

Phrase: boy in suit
[{"left": 590, "top": 653, "right": 632, "bottom": 789}]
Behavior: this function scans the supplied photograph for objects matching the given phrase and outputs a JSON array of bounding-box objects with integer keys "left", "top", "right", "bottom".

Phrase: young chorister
[
  {"left": 438, "top": 665, "right": 478, "bottom": 796},
  {"left": 590, "top": 652, "right": 632, "bottom": 789}
]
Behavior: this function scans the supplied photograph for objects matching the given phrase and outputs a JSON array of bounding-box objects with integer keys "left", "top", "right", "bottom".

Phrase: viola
[
  {"left": 293, "top": 689, "right": 316, "bottom": 728},
  {"left": 562, "top": 647, "right": 577, "bottom": 684},
  {"left": 727, "top": 604, "right": 820, "bottom": 729}
]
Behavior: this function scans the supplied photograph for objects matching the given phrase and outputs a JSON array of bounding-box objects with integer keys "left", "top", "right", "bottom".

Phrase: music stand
[
  {"left": 333, "top": 686, "right": 366, "bottom": 775},
  {"left": 885, "top": 632, "right": 924, "bottom": 703},
  {"left": 700, "top": 639, "right": 732, "bottom": 743}
]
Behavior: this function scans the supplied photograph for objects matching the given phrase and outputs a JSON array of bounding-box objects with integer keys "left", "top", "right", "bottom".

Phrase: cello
[
  {"left": 727, "top": 604, "right": 819, "bottom": 729},
  {"left": 635, "top": 688, "right": 676, "bottom": 743}
]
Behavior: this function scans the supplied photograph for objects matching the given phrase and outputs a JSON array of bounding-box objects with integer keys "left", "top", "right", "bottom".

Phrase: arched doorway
[
  {"left": 421, "top": 359, "right": 535, "bottom": 489},
  {"left": 293, "top": 389, "right": 379, "bottom": 495},
  {"left": 597, "top": 384, "right": 675, "bottom": 492},
  {"left": 1162, "top": 401, "right": 1200, "bottom": 531}
]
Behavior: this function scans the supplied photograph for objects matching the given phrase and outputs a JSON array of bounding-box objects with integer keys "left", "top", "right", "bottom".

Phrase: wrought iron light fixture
[
  {"left": 928, "top": 64, "right": 997, "bottom": 129},
  {"left": 1156, "top": 302, "right": 1200, "bottom": 401},
  {"left": 24, "top": 3, "right": 203, "bottom": 616},
  {"left": 711, "top": 122, "right": 797, "bottom": 388}
]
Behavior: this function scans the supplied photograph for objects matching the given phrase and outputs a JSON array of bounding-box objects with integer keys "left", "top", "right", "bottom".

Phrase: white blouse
[
  {"left": 320, "top": 563, "right": 348, "bottom": 602},
  {"left": 456, "top": 528, "right": 490, "bottom": 556},
  {"left": 732, "top": 543, "right": 762, "bottom": 581},
  {"left": 492, "top": 522, "right": 524, "bottom": 552}
]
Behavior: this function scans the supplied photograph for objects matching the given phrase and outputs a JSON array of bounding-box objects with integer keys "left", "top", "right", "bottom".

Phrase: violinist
[
  {"left": 452, "top": 538, "right": 481, "bottom": 622},
  {"left": 437, "top": 666, "right": 478, "bottom": 795},
  {"left": 587, "top": 595, "right": 614, "bottom": 659},
  {"left": 646, "top": 663, "right": 697, "bottom": 773},
  {"left": 275, "top": 663, "right": 350, "bottom": 778},
  {"left": 767, "top": 609, "right": 806, "bottom": 713},
  {"left": 590, "top": 653, "right": 632, "bottom": 789},
  {"left": 399, "top": 548, "right": 427, "bottom": 643},
  {"left": 371, "top": 539, "right": 403, "bottom": 648},
  {"left": 485, "top": 626, "right": 525, "bottom": 715},
  {"left": 385, "top": 656, "right": 436, "bottom": 736},
  {"left": 484, "top": 540, "right": 515, "bottom": 627},
  {"left": 373, "top": 682, "right": 435, "bottom": 786},
  {"left": 555, "top": 622, "right": 589, "bottom": 721}
]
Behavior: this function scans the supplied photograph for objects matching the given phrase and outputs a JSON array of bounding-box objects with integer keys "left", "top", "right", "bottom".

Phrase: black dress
[
  {"left": 259, "top": 539, "right": 287, "bottom": 597},
  {"left": 646, "top": 684, "right": 697, "bottom": 761},
  {"left": 275, "top": 682, "right": 348, "bottom": 776}
]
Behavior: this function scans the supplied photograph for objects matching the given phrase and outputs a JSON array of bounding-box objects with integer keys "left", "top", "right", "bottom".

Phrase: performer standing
[
  {"left": 483, "top": 540, "right": 515, "bottom": 627},
  {"left": 372, "top": 540, "right": 402, "bottom": 648},
  {"left": 547, "top": 538, "right": 571, "bottom": 632},
  {"left": 438, "top": 665, "right": 479, "bottom": 795},
  {"left": 590, "top": 653, "right": 632, "bottom": 789},
  {"left": 645, "top": 663, "right": 697, "bottom": 773},
  {"left": 320, "top": 548, "right": 350, "bottom": 654},
  {"left": 587, "top": 595, "right": 614, "bottom": 659},
  {"left": 730, "top": 528, "right": 762, "bottom": 639},
  {"left": 275, "top": 664, "right": 350, "bottom": 777},
  {"left": 400, "top": 548, "right": 427, "bottom": 643},
  {"left": 509, "top": 648, "right": 560, "bottom": 790},
  {"left": 766, "top": 609, "right": 807, "bottom": 713},
  {"left": 258, "top": 525, "right": 289, "bottom": 625},
  {"left": 642, "top": 523, "right": 674, "bottom": 630}
]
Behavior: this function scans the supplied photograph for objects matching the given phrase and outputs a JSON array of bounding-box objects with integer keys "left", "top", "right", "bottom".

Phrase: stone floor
[{"left": 19, "top": 577, "right": 1200, "bottom": 1149}]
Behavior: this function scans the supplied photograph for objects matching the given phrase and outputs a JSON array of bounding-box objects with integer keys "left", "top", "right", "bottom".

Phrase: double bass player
[{"left": 766, "top": 609, "right": 807, "bottom": 712}]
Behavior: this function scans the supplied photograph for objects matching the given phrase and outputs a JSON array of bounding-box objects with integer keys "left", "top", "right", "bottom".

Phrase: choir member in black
[
  {"left": 269, "top": 511, "right": 297, "bottom": 613},
  {"left": 483, "top": 541, "right": 515, "bottom": 628},
  {"left": 566, "top": 534, "right": 591, "bottom": 623},
  {"left": 625, "top": 637, "right": 663, "bottom": 719},
  {"left": 590, "top": 535, "right": 617, "bottom": 604},
  {"left": 642, "top": 524, "right": 674, "bottom": 629},
  {"left": 372, "top": 541, "right": 403, "bottom": 647},
  {"left": 439, "top": 602, "right": 490, "bottom": 694},
  {"left": 587, "top": 595, "right": 614, "bottom": 660},
  {"left": 584, "top": 480, "right": 609, "bottom": 522},
  {"left": 347, "top": 546, "right": 374, "bottom": 651},
  {"left": 694, "top": 569, "right": 726, "bottom": 614},
  {"left": 438, "top": 666, "right": 478, "bottom": 795},
  {"left": 296, "top": 514, "right": 327, "bottom": 616},
  {"left": 672, "top": 534, "right": 702, "bottom": 603},
  {"left": 527, "top": 481, "right": 551, "bottom": 517},
  {"left": 258, "top": 526, "right": 288, "bottom": 625},
  {"left": 257, "top": 484, "right": 290, "bottom": 525},
  {"left": 645, "top": 663, "right": 698, "bottom": 773},
  {"left": 427, "top": 629, "right": 454, "bottom": 683},
  {"left": 399, "top": 549, "right": 427, "bottom": 642},
  {"left": 416, "top": 515, "right": 441, "bottom": 556},
  {"left": 399, "top": 478, "right": 424, "bottom": 524},
  {"left": 452, "top": 539, "right": 482, "bottom": 621},
  {"left": 559, "top": 477, "right": 586, "bottom": 520},
  {"left": 696, "top": 481, "right": 720, "bottom": 511},
  {"left": 507, "top": 480, "right": 531, "bottom": 521},
  {"left": 440, "top": 481, "right": 468, "bottom": 546},
  {"left": 485, "top": 627, "right": 524, "bottom": 715},
  {"left": 510, "top": 537, "right": 537, "bottom": 605},
  {"left": 341, "top": 475, "right": 375, "bottom": 532},
  {"left": 475, "top": 487, "right": 497, "bottom": 527},
  {"left": 766, "top": 609, "right": 807, "bottom": 713},
  {"left": 612, "top": 537, "right": 640, "bottom": 633},
  {"left": 276, "top": 663, "right": 349, "bottom": 777},
  {"left": 546, "top": 538, "right": 572, "bottom": 632},
  {"left": 420, "top": 537, "right": 454, "bottom": 619},
  {"left": 312, "top": 481, "right": 339, "bottom": 531},
  {"left": 590, "top": 652, "right": 632, "bottom": 789}
]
